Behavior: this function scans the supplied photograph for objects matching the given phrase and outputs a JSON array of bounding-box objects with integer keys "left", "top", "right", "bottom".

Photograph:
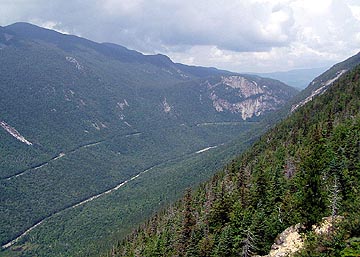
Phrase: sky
[{"left": 1, "top": 0, "right": 360, "bottom": 73}]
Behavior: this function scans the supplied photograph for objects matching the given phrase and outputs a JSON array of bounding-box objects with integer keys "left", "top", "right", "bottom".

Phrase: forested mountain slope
[
  {"left": 113, "top": 65, "right": 360, "bottom": 256},
  {"left": 0, "top": 23, "right": 297, "bottom": 256},
  {"left": 264, "top": 52, "right": 360, "bottom": 126},
  {"left": 290, "top": 52, "right": 360, "bottom": 112}
]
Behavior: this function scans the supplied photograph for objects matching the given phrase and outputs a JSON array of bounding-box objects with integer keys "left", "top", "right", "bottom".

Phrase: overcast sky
[{"left": 1, "top": 0, "right": 360, "bottom": 72}]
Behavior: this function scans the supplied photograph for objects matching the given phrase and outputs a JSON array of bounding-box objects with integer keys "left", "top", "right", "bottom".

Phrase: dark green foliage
[
  {"left": 341, "top": 238, "right": 360, "bottom": 257},
  {"left": 0, "top": 23, "right": 298, "bottom": 256},
  {"left": 113, "top": 65, "right": 360, "bottom": 256},
  {"left": 294, "top": 139, "right": 328, "bottom": 227}
]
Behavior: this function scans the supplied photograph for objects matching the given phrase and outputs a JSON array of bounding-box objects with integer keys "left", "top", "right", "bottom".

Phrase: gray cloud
[
  {"left": 0, "top": 0, "right": 359, "bottom": 72},
  {"left": 0, "top": 0, "right": 296, "bottom": 52}
]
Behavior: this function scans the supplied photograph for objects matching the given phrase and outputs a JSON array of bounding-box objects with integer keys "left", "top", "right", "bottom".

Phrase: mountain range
[
  {"left": 0, "top": 22, "right": 298, "bottom": 257},
  {"left": 254, "top": 67, "right": 329, "bottom": 90},
  {"left": 1, "top": 22, "right": 359, "bottom": 257},
  {"left": 113, "top": 53, "right": 360, "bottom": 257}
]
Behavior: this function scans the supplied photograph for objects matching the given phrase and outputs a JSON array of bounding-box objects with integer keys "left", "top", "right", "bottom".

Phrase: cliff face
[
  {"left": 289, "top": 52, "right": 360, "bottom": 114},
  {"left": 259, "top": 216, "right": 343, "bottom": 257},
  {"left": 113, "top": 64, "right": 360, "bottom": 257},
  {"left": 291, "top": 69, "right": 347, "bottom": 112},
  {"left": 0, "top": 22, "right": 298, "bottom": 257},
  {"left": 206, "top": 75, "right": 295, "bottom": 120}
]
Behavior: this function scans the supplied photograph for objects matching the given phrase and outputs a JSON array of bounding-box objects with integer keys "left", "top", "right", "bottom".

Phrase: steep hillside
[
  {"left": 290, "top": 52, "right": 360, "bottom": 112},
  {"left": 263, "top": 52, "right": 360, "bottom": 126},
  {"left": 113, "top": 65, "right": 360, "bottom": 256},
  {"left": 0, "top": 23, "right": 297, "bottom": 256}
]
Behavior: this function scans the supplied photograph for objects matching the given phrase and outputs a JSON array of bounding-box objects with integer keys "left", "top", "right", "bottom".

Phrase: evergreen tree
[
  {"left": 296, "top": 137, "right": 327, "bottom": 228},
  {"left": 176, "top": 188, "right": 195, "bottom": 256}
]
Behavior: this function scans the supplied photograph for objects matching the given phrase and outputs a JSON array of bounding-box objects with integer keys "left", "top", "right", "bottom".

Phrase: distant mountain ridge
[
  {"left": 0, "top": 22, "right": 297, "bottom": 256},
  {"left": 253, "top": 67, "right": 329, "bottom": 89},
  {"left": 2, "top": 22, "right": 297, "bottom": 121},
  {"left": 113, "top": 52, "right": 360, "bottom": 257},
  {"left": 290, "top": 51, "right": 360, "bottom": 112},
  {"left": 5, "top": 22, "right": 227, "bottom": 79}
]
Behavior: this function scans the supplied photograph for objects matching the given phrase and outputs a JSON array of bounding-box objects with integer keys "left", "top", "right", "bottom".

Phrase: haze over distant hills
[{"left": 253, "top": 67, "right": 329, "bottom": 90}]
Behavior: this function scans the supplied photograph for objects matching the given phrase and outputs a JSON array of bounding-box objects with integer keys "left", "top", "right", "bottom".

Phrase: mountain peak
[
  {"left": 0, "top": 21, "right": 299, "bottom": 257},
  {"left": 6, "top": 22, "right": 65, "bottom": 38},
  {"left": 145, "top": 53, "right": 174, "bottom": 66},
  {"left": 5, "top": 22, "right": 111, "bottom": 54}
]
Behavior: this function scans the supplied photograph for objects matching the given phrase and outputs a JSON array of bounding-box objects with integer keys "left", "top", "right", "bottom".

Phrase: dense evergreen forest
[
  {"left": 1, "top": 23, "right": 359, "bottom": 257},
  {"left": 111, "top": 65, "right": 360, "bottom": 256},
  {"left": 0, "top": 23, "right": 298, "bottom": 257}
]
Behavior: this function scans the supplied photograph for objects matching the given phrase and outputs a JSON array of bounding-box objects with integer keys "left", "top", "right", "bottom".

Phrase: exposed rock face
[
  {"left": 312, "top": 216, "right": 343, "bottom": 235},
  {"left": 0, "top": 121, "right": 32, "bottom": 145},
  {"left": 291, "top": 70, "right": 347, "bottom": 112},
  {"left": 206, "top": 75, "right": 289, "bottom": 120},
  {"left": 259, "top": 216, "right": 343, "bottom": 257},
  {"left": 117, "top": 99, "right": 129, "bottom": 111},
  {"left": 262, "top": 224, "right": 304, "bottom": 257},
  {"left": 222, "top": 76, "right": 264, "bottom": 97},
  {"left": 66, "top": 56, "right": 83, "bottom": 70},
  {"left": 162, "top": 97, "right": 171, "bottom": 113}
]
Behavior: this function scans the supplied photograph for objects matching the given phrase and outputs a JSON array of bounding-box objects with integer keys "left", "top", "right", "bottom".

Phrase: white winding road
[
  {"left": 1, "top": 143, "right": 221, "bottom": 249},
  {"left": 2, "top": 140, "right": 106, "bottom": 181},
  {"left": 1, "top": 165, "right": 156, "bottom": 249}
]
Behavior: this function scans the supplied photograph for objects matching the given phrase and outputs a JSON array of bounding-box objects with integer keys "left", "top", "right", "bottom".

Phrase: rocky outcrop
[
  {"left": 66, "top": 56, "right": 83, "bottom": 70},
  {"left": 260, "top": 224, "right": 304, "bottom": 257},
  {"left": 259, "top": 216, "right": 343, "bottom": 257},
  {"left": 0, "top": 121, "right": 32, "bottom": 145},
  {"left": 222, "top": 76, "right": 264, "bottom": 97},
  {"left": 206, "top": 75, "right": 288, "bottom": 120},
  {"left": 291, "top": 70, "right": 347, "bottom": 112},
  {"left": 162, "top": 97, "right": 171, "bottom": 113}
]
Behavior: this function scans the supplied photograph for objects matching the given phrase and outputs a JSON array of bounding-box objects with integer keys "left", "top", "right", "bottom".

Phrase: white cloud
[
  {"left": 101, "top": 0, "right": 143, "bottom": 15},
  {"left": 350, "top": 5, "right": 360, "bottom": 20},
  {"left": 0, "top": 0, "right": 359, "bottom": 72},
  {"left": 29, "top": 20, "right": 70, "bottom": 34}
]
